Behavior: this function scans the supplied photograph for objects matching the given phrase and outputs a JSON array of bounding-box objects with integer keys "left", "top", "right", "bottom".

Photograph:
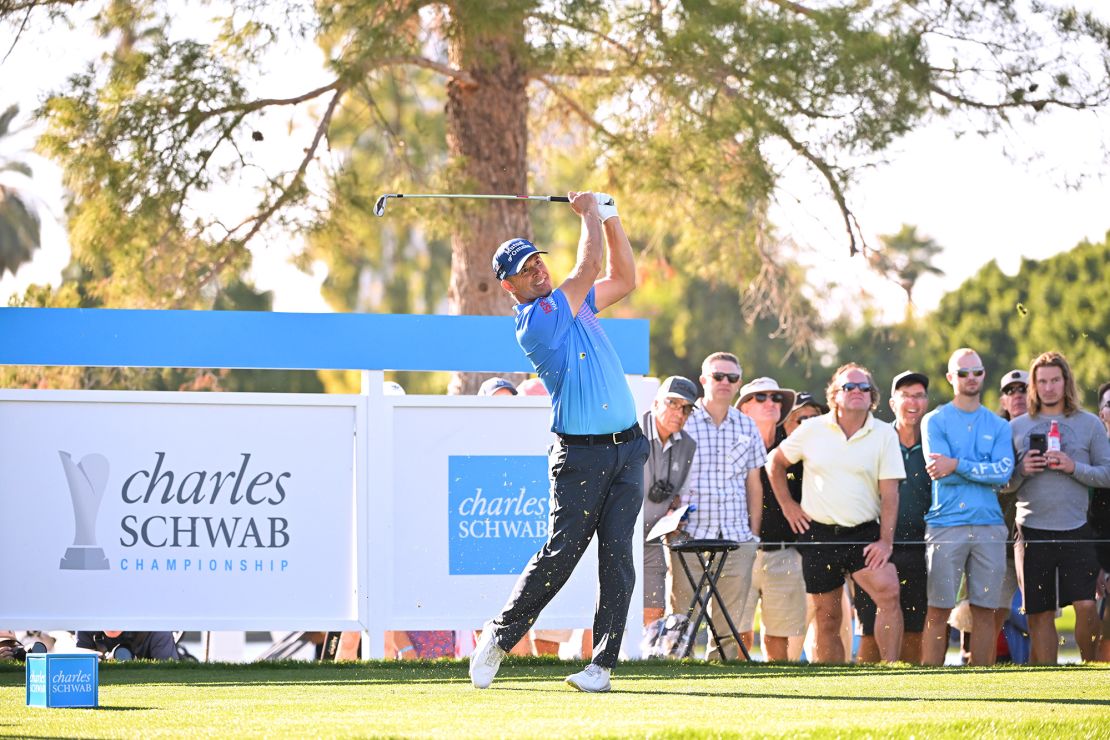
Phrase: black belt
[{"left": 557, "top": 424, "right": 642, "bottom": 447}]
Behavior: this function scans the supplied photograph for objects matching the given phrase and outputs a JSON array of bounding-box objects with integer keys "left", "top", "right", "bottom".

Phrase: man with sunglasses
[
  {"left": 734, "top": 377, "right": 807, "bottom": 662},
  {"left": 854, "top": 371, "right": 932, "bottom": 663},
  {"left": 768, "top": 364, "right": 906, "bottom": 663},
  {"left": 668, "top": 352, "right": 763, "bottom": 660},
  {"left": 641, "top": 376, "right": 699, "bottom": 627},
  {"left": 920, "top": 349, "right": 1014, "bottom": 666},
  {"left": 999, "top": 369, "right": 1029, "bottom": 421},
  {"left": 471, "top": 191, "right": 648, "bottom": 693}
]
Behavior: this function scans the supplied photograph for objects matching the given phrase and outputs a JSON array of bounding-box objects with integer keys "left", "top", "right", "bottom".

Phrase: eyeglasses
[
  {"left": 955, "top": 367, "right": 985, "bottom": 378},
  {"left": 711, "top": 372, "right": 741, "bottom": 383},
  {"left": 840, "top": 382, "right": 872, "bottom": 393},
  {"left": 752, "top": 392, "right": 784, "bottom": 404},
  {"left": 895, "top": 392, "right": 928, "bottom": 401},
  {"left": 1001, "top": 384, "right": 1027, "bottom": 396},
  {"left": 664, "top": 398, "right": 695, "bottom": 416}
]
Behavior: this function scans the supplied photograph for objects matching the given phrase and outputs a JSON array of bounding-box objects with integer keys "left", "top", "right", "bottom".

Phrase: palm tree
[
  {"left": 867, "top": 224, "right": 944, "bottom": 309},
  {"left": 0, "top": 103, "right": 42, "bottom": 277}
]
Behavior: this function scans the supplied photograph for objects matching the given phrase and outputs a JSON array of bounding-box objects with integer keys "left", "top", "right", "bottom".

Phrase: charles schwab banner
[{"left": 0, "top": 392, "right": 359, "bottom": 629}]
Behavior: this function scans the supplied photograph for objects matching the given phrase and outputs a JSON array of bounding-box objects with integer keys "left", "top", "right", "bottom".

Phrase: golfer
[{"left": 469, "top": 191, "right": 647, "bottom": 693}]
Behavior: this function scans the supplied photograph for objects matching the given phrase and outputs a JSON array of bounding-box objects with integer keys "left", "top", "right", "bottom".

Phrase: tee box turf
[{"left": 26, "top": 654, "right": 99, "bottom": 708}]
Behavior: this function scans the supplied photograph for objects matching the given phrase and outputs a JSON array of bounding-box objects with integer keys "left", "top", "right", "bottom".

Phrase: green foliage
[
  {"left": 0, "top": 103, "right": 43, "bottom": 276},
  {"left": 832, "top": 232, "right": 1110, "bottom": 413}
]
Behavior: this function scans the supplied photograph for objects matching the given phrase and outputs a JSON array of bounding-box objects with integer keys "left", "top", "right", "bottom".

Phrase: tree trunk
[{"left": 444, "top": 3, "right": 531, "bottom": 395}]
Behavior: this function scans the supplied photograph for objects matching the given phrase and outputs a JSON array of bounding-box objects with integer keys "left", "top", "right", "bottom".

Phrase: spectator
[
  {"left": 670, "top": 352, "right": 763, "bottom": 661},
  {"left": 641, "top": 376, "right": 699, "bottom": 626},
  {"left": 920, "top": 348, "right": 1013, "bottom": 666},
  {"left": 0, "top": 631, "right": 27, "bottom": 661},
  {"left": 1007, "top": 352, "right": 1110, "bottom": 663},
  {"left": 990, "top": 368, "right": 1031, "bottom": 661},
  {"left": 768, "top": 363, "right": 905, "bottom": 663},
  {"left": 778, "top": 392, "right": 849, "bottom": 661},
  {"left": 999, "top": 369, "right": 1030, "bottom": 421},
  {"left": 735, "top": 377, "right": 807, "bottom": 662},
  {"left": 478, "top": 377, "right": 519, "bottom": 397},
  {"left": 76, "top": 631, "right": 178, "bottom": 660},
  {"left": 516, "top": 377, "right": 549, "bottom": 396},
  {"left": 854, "top": 371, "right": 931, "bottom": 663},
  {"left": 1093, "top": 380, "right": 1110, "bottom": 661}
]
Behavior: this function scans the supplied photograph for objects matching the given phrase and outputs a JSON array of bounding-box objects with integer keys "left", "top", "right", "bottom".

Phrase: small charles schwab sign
[{"left": 26, "top": 654, "right": 99, "bottom": 708}]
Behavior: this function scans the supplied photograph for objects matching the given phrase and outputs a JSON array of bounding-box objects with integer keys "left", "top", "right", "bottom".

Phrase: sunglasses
[
  {"left": 955, "top": 367, "right": 985, "bottom": 379},
  {"left": 840, "top": 382, "right": 872, "bottom": 393},
  {"left": 1001, "top": 384, "right": 1027, "bottom": 396},
  {"left": 752, "top": 392, "right": 784, "bottom": 404},
  {"left": 711, "top": 372, "right": 741, "bottom": 383},
  {"left": 664, "top": 397, "right": 695, "bottom": 415}
]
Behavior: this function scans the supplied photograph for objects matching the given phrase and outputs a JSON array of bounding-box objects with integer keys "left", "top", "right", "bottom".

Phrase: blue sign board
[
  {"left": 26, "top": 654, "right": 99, "bottom": 708},
  {"left": 448, "top": 456, "right": 549, "bottom": 575}
]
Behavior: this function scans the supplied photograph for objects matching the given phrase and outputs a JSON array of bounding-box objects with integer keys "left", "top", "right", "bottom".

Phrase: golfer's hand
[
  {"left": 568, "top": 190, "right": 599, "bottom": 220},
  {"left": 1021, "top": 450, "right": 1047, "bottom": 475},
  {"left": 926, "top": 453, "right": 957, "bottom": 480},
  {"left": 781, "top": 499, "right": 811, "bottom": 534},
  {"left": 594, "top": 192, "right": 619, "bottom": 222},
  {"left": 863, "top": 539, "right": 892, "bottom": 569}
]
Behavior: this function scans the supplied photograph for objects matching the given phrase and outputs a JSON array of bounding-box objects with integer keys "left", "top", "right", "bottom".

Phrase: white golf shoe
[
  {"left": 469, "top": 623, "right": 506, "bottom": 689},
  {"left": 564, "top": 663, "right": 611, "bottom": 693}
]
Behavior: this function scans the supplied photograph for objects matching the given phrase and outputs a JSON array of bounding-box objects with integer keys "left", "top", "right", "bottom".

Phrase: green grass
[{"left": 2, "top": 658, "right": 1108, "bottom": 738}]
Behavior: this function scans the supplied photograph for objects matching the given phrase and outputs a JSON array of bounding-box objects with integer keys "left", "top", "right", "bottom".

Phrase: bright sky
[{"left": 3, "top": 5, "right": 1108, "bottom": 321}]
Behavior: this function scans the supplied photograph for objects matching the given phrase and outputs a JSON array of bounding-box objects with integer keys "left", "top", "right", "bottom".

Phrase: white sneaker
[
  {"left": 564, "top": 663, "right": 611, "bottom": 693},
  {"left": 469, "top": 623, "right": 506, "bottom": 689}
]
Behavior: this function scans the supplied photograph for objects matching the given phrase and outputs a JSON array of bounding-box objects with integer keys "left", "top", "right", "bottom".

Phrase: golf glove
[{"left": 595, "top": 192, "right": 619, "bottom": 222}]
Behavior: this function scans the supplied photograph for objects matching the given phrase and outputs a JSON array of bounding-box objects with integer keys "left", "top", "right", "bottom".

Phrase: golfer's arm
[
  {"left": 593, "top": 217, "right": 634, "bottom": 311},
  {"left": 877, "top": 478, "right": 899, "bottom": 545},
  {"left": 559, "top": 213, "right": 604, "bottom": 314}
]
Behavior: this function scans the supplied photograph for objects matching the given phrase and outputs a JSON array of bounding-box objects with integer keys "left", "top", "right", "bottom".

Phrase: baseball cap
[
  {"left": 656, "top": 376, "right": 699, "bottom": 405},
  {"left": 478, "top": 377, "right": 518, "bottom": 396},
  {"left": 787, "top": 391, "right": 829, "bottom": 419},
  {"left": 492, "top": 237, "right": 547, "bottom": 280},
  {"left": 891, "top": 371, "right": 929, "bottom": 396},
  {"left": 735, "top": 377, "right": 796, "bottom": 424},
  {"left": 999, "top": 369, "right": 1029, "bottom": 392}
]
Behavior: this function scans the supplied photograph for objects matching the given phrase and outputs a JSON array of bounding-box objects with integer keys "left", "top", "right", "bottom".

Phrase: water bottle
[{"left": 1047, "top": 420, "right": 1061, "bottom": 467}]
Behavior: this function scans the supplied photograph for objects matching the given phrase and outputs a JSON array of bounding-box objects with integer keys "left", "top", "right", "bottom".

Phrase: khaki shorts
[
  {"left": 925, "top": 524, "right": 1008, "bottom": 609},
  {"left": 738, "top": 548, "right": 807, "bottom": 637}
]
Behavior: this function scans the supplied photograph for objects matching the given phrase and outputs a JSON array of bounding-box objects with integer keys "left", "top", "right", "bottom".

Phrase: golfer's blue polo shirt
[{"left": 515, "top": 286, "right": 636, "bottom": 435}]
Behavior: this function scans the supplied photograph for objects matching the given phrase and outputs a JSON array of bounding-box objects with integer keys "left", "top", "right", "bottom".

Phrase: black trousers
[{"left": 491, "top": 433, "right": 648, "bottom": 668}]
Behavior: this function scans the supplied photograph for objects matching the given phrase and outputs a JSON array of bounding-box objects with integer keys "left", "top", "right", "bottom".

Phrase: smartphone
[{"left": 1029, "top": 433, "right": 1047, "bottom": 454}]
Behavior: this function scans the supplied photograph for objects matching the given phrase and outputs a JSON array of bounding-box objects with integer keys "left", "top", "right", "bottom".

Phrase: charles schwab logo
[
  {"left": 448, "top": 455, "right": 549, "bottom": 575},
  {"left": 58, "top": 450, "right": 294, "bottom": 575}
]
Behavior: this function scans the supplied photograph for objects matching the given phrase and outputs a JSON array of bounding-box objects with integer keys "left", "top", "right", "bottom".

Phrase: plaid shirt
[{"left": 681, "top": 403, "right": 766, "bottom": 541}]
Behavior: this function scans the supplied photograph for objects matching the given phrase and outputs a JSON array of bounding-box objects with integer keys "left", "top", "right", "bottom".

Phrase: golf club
[{"left": 373, "top": 192, "right": 614, "bottom": 217}]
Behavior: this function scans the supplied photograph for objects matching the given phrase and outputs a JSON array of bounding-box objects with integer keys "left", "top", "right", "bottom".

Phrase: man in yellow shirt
[{"left": 768, "top": 363, "right": 906, "bottom": 663}]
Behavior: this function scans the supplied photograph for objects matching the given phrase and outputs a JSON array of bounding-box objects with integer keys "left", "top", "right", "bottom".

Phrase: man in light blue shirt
[
  {"left": 921, "top": 348, "right": 1014, "bottom": 666},
  {"left": 470, "top": 191, "right": 647, "bottom": 693}
]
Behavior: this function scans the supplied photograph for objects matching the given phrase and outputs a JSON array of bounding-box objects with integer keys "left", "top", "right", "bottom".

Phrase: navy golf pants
[{"left": 492, "top": 432, "right": 648, "bottom": 668}]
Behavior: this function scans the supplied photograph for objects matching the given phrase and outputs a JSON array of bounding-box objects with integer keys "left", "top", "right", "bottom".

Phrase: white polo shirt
[{"left": 776, "top": 411, "right": 905, "bottom": 527}]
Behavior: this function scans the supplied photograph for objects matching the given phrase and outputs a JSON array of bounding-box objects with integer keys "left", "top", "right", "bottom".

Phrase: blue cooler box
[{"left": 26, "top": 654, "right": 99, "bottom": 708}]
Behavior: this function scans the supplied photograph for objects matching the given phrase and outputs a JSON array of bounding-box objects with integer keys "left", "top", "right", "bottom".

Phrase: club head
[{"left": 373, "top": 194, "right": 389, "bottom": 217}]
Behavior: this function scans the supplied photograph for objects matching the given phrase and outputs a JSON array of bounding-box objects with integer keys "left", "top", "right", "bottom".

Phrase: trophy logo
[{"left": 58, "top": 451, "right": 111, "bottom": 570}]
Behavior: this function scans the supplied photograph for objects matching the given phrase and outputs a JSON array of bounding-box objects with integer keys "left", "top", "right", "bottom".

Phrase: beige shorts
[{"left": 738, "top": 548, "right": 807, "bottom": 637}]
